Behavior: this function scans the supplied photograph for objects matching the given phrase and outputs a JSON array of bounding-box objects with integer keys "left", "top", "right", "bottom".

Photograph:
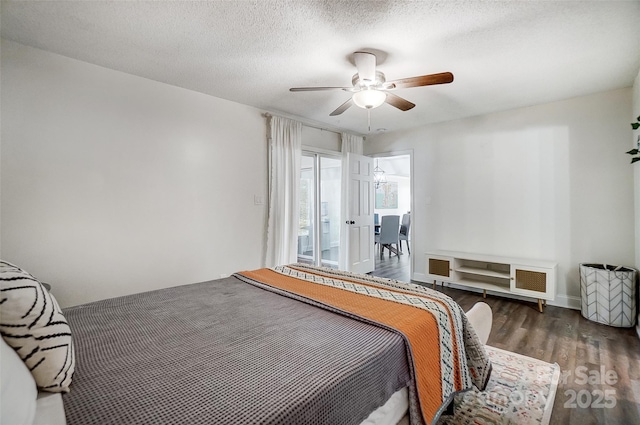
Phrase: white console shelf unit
[{"left": 425, "top": 250, "right": 557, "bottom": 312}]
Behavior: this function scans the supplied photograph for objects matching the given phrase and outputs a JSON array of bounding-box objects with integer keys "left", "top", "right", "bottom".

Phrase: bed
[{"left": 1, "top": 262, "right": 492, "bottom": 425}]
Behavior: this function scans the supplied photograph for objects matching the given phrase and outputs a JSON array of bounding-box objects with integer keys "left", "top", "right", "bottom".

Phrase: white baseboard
[
  {"left": 412, "top": 272, "right": 427, "bottom": 283},
  {"left": 551, "top": 294, "right": 581, "bottom": 310},
  {"left": 410, "top": 273, "right": 581, "bottom": 310}
]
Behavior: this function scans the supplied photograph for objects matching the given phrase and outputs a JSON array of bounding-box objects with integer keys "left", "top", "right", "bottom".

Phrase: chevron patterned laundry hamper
[{"left": 580, "top": 264, "right": 637, "bottom": 327}]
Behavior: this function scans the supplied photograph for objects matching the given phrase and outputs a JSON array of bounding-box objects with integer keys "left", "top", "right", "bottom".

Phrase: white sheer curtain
[
  {"left": 339, "top": 133, "right": 364, "bottom": 269},
  {"left": 265, "top": 115, "right": 302, "bottom": 267},
  {"left": 341, "top": 133, "right": 364, "bottom": 156}
]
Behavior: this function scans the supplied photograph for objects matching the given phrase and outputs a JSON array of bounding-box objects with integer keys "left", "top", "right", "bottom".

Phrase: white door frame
[{"left": 369, "top": 150, "right": 414, "bottom": 279}]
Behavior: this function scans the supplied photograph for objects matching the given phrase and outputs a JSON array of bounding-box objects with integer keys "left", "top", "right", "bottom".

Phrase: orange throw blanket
[{"left": 237, "top": 264, "right": 491, "bottom": 425}]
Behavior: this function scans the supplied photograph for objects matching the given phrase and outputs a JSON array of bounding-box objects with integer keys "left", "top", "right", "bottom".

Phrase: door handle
[{"left": 345, "top": 220, "right": 355, "bottom": 224}]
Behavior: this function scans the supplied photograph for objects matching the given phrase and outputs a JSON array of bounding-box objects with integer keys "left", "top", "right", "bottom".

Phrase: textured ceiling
[{"left": 2, "top": 1, "right": 640, "bottom": 135}]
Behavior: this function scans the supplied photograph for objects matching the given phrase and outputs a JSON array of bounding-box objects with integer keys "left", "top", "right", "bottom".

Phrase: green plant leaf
[
  {"left": 637, "top": 115, "right": 640, "bottom": 121},
  {"left": 632, "top": 123, "right": 640, "bottom": 130},
  {"left": 632, "top": 157, "right": 640, "bottom": 164},
  {"left": 627, "top": 149, "right": 639, "bottom": 155}
]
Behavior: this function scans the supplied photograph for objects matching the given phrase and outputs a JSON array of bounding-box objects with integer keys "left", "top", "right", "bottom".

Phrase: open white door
[{"left": 343, "top": 153, "right": 375, "bottom": 274}]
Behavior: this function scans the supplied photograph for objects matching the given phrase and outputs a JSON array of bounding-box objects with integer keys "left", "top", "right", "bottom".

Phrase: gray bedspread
[{"left": 62, "top": 275, "right": 411, "bottom": 424}]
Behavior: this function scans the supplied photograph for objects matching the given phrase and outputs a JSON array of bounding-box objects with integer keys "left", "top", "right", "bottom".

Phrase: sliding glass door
[{"left": 298, "top": 152, "right": 341, "bottom": 268}]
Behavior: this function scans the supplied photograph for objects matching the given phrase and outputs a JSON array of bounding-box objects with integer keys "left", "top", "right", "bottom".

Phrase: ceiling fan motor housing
[
  {"left": 353, "top": 51, "right": 377, "bottom": 83},
  {"left": 352, "top": 71, "right": 386, "bottom": 89}
]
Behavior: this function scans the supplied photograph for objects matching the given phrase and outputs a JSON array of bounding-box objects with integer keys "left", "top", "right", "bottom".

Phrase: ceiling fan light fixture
[{"left": 352, "top": 89, "right": 386, "bottom": 110}]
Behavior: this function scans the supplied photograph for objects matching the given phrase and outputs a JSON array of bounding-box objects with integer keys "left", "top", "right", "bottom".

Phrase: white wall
[
  {"left": 365, "top": 88, "right": 635, "bottom": 309},
  {"left": 1, "top": 40, "right": 268, "bottom": 307},
  {"left": 302, "top": 126, "right": 341, "bottom": 152}
]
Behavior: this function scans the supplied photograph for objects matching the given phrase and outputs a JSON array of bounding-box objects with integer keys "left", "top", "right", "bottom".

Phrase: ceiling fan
[{"left": 289, "top": 51, "right": 454, "bottom": 117}]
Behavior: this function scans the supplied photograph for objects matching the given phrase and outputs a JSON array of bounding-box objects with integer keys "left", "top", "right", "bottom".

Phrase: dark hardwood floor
[
  {"left": 371, "top": 245, "right": 411, "bottom": 282},
  {"left": 370, "top": 254, "right": 640, "bottom": 425}
]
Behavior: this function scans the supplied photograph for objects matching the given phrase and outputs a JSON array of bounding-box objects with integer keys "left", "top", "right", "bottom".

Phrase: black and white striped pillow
[{"left": 0, "top": 261, "right": 75, "bottom": 393}]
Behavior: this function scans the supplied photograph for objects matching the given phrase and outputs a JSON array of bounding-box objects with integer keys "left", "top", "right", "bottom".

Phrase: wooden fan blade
[
  {"left": 386, "top": 72, "right": 454, "bottom": 89},
  {"left": 330, "top": 98, "right": 353, "bottom": 116},
  {"left": 290, "top": 87, "right": 352, "bottom": 92},
  {"left": 385, "top": 92, "right": 415, "bottom": 111},
  {"left": 354, "top": 51, "right": 376, "bottom": 84}
]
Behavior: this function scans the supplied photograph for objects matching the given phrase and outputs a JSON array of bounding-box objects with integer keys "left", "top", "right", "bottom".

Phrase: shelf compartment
[
  {"left": 455, "top": 266, "right": 510, "bottom": 279},
  {"left": 456, "top": 278, "right": 511, "bottom": 293},
  {"left": 455, "top": 269, "right": 510, "bottom": 289}
]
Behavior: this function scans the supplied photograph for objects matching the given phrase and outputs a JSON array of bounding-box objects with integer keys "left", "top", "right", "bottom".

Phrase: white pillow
[
  {"left": 1, "top": 337, "right": 38, "bottom": 425},
  {"left": 0, "top": 261, "right": 75, "bottom": 392},
  {"left": 465, "top": 302, "right": 493, "bottom": 345}
]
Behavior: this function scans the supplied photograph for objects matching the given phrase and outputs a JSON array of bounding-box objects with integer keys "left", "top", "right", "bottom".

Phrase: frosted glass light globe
[{"left": 352, "top": 89, "right": 386, "bottom": 109}]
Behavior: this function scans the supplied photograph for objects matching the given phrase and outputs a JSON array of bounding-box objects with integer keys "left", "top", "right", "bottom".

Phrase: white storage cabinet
[{"left": 425, "top": 250, "right": 557, "bottom": 312}]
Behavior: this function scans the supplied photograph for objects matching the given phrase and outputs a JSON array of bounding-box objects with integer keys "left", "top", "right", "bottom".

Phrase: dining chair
[
  {"left": 374, "top": 215, "right": 400, "bottom": 259},
  {"left": 399, "top": 213, "right": 411, "bottom": 255}
]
